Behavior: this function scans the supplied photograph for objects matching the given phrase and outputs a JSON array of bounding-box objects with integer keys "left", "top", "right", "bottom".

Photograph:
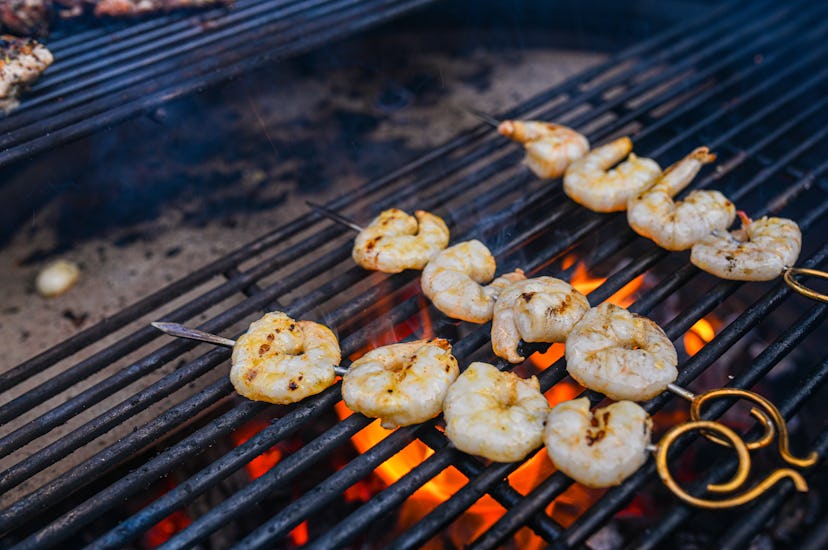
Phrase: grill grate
[
  {"left": 0, "top": 0, "right": 436, "bottom": 168},
  {"left": 2, "top": 0, "right": 828, "bottom": 547}
]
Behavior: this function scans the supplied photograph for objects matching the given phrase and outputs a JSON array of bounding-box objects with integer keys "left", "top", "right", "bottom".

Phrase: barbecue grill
[{"left": 2, "top": 0, "right": 828, "bottom": 548}]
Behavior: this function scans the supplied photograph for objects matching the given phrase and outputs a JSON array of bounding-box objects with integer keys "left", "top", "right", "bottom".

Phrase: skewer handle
[
  {"left": 306, "top": 201, "right": 364, "bottom": 232},
  {"left": 463, "top": 107, "right": 501, "bottom": 129}
]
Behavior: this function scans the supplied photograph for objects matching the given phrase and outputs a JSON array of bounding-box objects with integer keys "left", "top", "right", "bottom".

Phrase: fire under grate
[{"left": 2, "top": 0, "right": 828, "bottom": 548}]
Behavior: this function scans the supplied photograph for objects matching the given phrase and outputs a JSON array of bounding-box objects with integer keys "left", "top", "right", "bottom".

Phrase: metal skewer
[
  {"left": 151, "top": 321, "right": 349, "bottom": 377},
  {"left": 463, "top": 107, "right": 502, "bottom": 129},
  {"left": 306, "top": 201, "right": 364, "bottom": 232}
]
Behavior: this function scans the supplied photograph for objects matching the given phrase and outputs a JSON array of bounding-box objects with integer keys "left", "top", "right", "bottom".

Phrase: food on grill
[
  {"left": 93, "top": 0, "right": 230, "bottom": 17},
  {"left": 690, "top": 212, "right": 802, "bottom": 281},
  {"left": 443, "top": 361, "right": 549, "bottom": 462},
  {"left": 230, "top": 311, "right": 341, "bottom": 404},
  {"left": 352, "top": 208, "right": 450, "bottom": 273},
  {"left": 491, "top": 276, "right": 590, "bottom": 363},
  {"left": 628, "top": 147, "right": 735, "bottom": 251},
  {"left": 0, "top": 34, "right": 52, "bottom": 112},
  {"left": 563, "top": 136, "right": 662, "bottom": 213},
  {"left": 544, "top": 398, "right": 652, "bottom": 488},
  {"left": 35, "top": 258, "right": 80, "bottom": 297},
  {"left": 341, "top": 338, "right": 459, "bottom": 429},
  {"left": 497, "top": 119, "right": 589, "bottom": 179},
  {"left": 0, "top": 0, "right": 50, "bottom": 36},
  {"left": 421, "top": 239, "right": 525, "bottom": 323},
  {"left": 566, "top": 302, "right": 678, "bottom": 401}
]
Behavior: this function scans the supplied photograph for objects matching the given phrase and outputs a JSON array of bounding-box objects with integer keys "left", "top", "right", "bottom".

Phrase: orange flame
[
  {"left": 683, "top": 317, "right": 717, "bottom": 356},
  {"left": 336, "top": 257, "right": 649, "bottom": 547},
  {"left": 231, "top": 418, "right": 283, "bottom": 480}
]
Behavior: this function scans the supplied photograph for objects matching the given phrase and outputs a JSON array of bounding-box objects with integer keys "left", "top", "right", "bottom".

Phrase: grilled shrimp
[
  {"left": 492, "top": 277, "right": 590, "bottom": 363},
  {"left": 352, "top": 208, "right": 450, "bottom": 273},
  {"left": 421, "top": 240, "right": 526, "bottom": 323},
  {"left": 544, "top": 398, "right": 652, "bottom": 488},
  {"left": 627, "top": 147, "right": 735, "bottom": 251},
  {"left": 690, "top": 213, "right": 801, "bottom": 281},
  {"left": 341, "top": 338, "right": 459, "bottom": 429},
  {"left": 563, "top": 137, "right": 662, "bottom": 212},
  {"left": 498, "top": 120, "right": 590, "bottom": 179},
  {"left": 230, "top": 312, "right": 341, "bottom": 404},
  {"left": 443, "top": 362, "right": 550, "bottom": 462},
  {"left": 566, "top": 303, "right": 677, "bottom": 401}
]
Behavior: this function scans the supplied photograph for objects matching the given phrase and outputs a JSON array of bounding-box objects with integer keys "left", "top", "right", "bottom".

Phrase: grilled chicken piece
[
  {"left": 94, "top": 0, "right": 230, "bottom": 17},
  {"left": 0, "top": 35, "right": 52, "bottom": 112},
  {"left": 0, "top": 0, "right": 51, "bottom": 36}
]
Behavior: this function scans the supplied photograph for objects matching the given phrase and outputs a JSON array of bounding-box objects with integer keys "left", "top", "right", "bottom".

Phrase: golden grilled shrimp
[
  {"left": 498, "top": 120, "right": 590, "bottom": 179},
  {"left": 690, "top": 212, "right": 802, "bottom": 281},
  {"left": 352, "top": 208, "right": 450, "bottom": 273},
  {"left": 443, "top": 362, "right": 550, "bottom": 462},
  {"left": 421, "top": 240, "right": 526, "bottom": 323},
  {"left": 341, "top": 338, "right": 459, "bottom": 429},
  {"left": 544, "top": 398, "right": 652, "bottom": 488},
  {"left": 230, "top": 312, "right": 341, "bottom": 404},
  {"left": 566, "top": 303, "right": 678, "bottom": 401},
  {"left": 492, "top": 277, "right": 590, "bottom": 363},
  {"left": 627, "top": 147, "right": 735, "bottom": 251},
  {"left": 563, "top": 137, "right": 662, "bottom": 212}
]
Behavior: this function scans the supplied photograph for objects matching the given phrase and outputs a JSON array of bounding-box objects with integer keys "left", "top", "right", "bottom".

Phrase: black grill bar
[
  {"left": 0, "top": 0, "right": 780, "bottom": 476},
  {"left": 0, "top": 0, "right": 738, "bottom": 394},
  {"left": 2, "top": 0, "right": 827, "bottom": 546},
  {"left": 0, "top": 0, "right": 438, "bottom": 167}
]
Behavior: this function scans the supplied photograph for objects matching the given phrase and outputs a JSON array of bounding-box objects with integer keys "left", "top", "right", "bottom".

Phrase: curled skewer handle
[
  {"left": 150, "top": 322, "right": 349, "bottom": 377},
  {"left": 784, "top": 267, "right": 828, "bottom": 304},
  {"left": 306, "top": 201, "right": 365, "bottom": 233},
  {"left": 656, "top": 420, "right": 809, "bottom": 509}
]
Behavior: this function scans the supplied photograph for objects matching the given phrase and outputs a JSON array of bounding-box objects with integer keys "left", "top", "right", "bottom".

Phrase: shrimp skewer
[
  {"left": 627, "top": 147, "right": 735, "bottom": 251},
  {"left": 690, "top": 212, "right": 801, "bottom": 281},
  {"left": 564, "top": 137, "right": 662, "bottom": 212},
  {"left": 565, "top": 302, "right": 678, "bottom": 401},
  {"left": 421, "top": 240, "right": 526, "bottom": 323},
  {"left": 152, "top": 314, "right": 344, "bottom": 404},
  {"left": 341, "top": 339, "right": 459, "bottom": 429},
  {"left": 498, "top": 119, "right": 590, "bottom": 180},
  {"left": 544, "top": 398, "right": 652, "bottom": 488},
  {"left": 443, "top": 362, "right": 550, "bottom": 462},
  {"left": 492, "top": 276, "right": 590, "bottom": 363},
  {"left": 352, "top": 208, "right": 450, "bottom": 273}
]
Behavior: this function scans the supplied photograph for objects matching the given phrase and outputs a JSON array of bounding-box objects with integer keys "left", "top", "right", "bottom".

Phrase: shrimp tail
[
  {"left": 690, "top": 146, "right": 717, "bottom": 164},
  {"left": 737, "top": 210, "right": 753, "bottom": 227}
]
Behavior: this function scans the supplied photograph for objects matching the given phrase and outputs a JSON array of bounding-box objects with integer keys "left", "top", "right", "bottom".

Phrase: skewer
[
  {"left": 306, "top": 201, "right": 364, "bottom": 233},
  {"left": 150, "top": 321, "right": 349, "bottom": 377},
  {"left": 463, "top": 107, "right": 501, "bottom": 129}
]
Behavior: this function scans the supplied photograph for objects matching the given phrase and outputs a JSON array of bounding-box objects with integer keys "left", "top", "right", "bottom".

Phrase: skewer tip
[
  {"left": 306, "top": 201, "right": 364, "bottom": 233},
  {"left": 463, "top": 107, "right": 501, "bottom": 129}
]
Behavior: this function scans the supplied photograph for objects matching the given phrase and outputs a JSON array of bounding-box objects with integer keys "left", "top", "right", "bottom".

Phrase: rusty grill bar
[
  {"left": 0, "top": 0, "right": 436, "bottom": 168},
  {"left": 2, "top": 0, "right": 828, "bottom": 547}
]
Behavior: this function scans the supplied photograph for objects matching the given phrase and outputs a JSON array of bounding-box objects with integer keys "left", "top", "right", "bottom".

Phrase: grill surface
[
  {"left": 2, "top": 0, "right": 828, "bottom": 547},
  {"left": 0, "top": 0, "right": 436, "bottom": 168}
]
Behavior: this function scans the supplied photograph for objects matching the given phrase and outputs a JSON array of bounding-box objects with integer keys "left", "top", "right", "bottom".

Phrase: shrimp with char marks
[
  {"left": 421, "top": 240, "right": 526, "bottom": 323},
  {"left": 628, "top": 147, "right": 735, "bottom": 251},
  {"left": 230, "top": 312, "right": 341, "bottom": 404},
  {"left": 443, "top": 362, "right": 550, "bottom": 462},
  {"left": 564, "top": 136, "right": 662, "bottom": 212},
  {"left": 498, "top": 120, "right": 590, "bottom": 179},
  {"left": 566, "top": 302, "right": 678, "bottom": 401},
  {"left": 352, "top": 208, "right": 450, "bottom": 273},
  {"left": 341, "top": 338, "right": 459, "bottom": 429},
  {"left": 544, "top": 398, "right": 652, "bottom": 488},
  {"left": 492, "top": 276, "right": 590, "bottom": 363},
  {"left": 690, "top": 212, "right": 801, "bottom": 281}
]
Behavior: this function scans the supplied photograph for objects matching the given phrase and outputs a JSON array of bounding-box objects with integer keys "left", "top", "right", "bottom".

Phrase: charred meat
[
  {"left": 0, "top": 35, "right": 52, "bottom": 112},
  {"left": 0, "top": 0, "right": 51, "bottom": 36},
  {"left": 94, "top": 0, "right": 230, "bottom": 17}
]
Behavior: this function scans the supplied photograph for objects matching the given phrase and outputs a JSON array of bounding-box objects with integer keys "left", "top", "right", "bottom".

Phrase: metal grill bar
[
  {"left": 2, "top": 0, "right": 827, "bottom": 547},
  {"left": 0, "top": 0, "right": 737, "bottom": 394},
  {"left": 0, "top": 0, "right": 438, "bottom": 166}
]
